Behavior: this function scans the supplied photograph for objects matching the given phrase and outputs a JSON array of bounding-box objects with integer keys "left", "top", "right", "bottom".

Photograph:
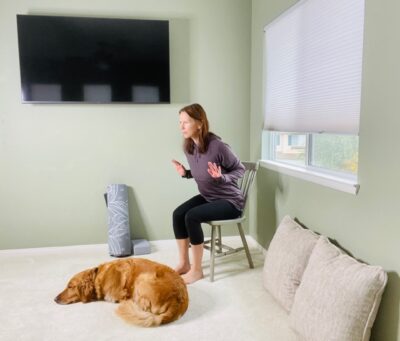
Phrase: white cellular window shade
[{"left": 264, "top": 0, "right": 365, "bottom": 134}]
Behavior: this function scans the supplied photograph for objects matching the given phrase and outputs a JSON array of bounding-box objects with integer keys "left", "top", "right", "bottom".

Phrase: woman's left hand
[{"left": 207, "top": 162, "right": 222, "bottom": 178}]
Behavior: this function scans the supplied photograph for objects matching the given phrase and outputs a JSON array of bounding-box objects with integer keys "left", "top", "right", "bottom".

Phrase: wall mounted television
[{"left": 16, "top": 14, "right": 170, "bottom": 104}]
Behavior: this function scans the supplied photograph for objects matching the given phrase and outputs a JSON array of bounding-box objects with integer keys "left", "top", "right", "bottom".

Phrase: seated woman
[{"left": 172, "top": 103, "right": 245, "bottom": 284}]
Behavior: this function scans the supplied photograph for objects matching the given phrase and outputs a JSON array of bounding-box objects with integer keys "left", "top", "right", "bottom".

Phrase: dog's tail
[{"left": 116, "top": 299, "right": 185, "bottom": 327}]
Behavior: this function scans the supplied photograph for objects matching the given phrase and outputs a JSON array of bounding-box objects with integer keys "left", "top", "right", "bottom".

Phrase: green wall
[
  {"left": 0, "top": 0, "right": 251, "bottom": 249},
  {"left": 250, "top": 0, "right": 400, "bottom": 340}
]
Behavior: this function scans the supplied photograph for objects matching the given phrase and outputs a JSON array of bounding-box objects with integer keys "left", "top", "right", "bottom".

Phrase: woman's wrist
[{"left": 182, "top": 169, "right": 192, "bottom": 179}]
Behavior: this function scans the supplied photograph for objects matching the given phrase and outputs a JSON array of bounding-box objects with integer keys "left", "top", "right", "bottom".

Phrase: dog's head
[{"left": 54, "top": 267, "right": 98, "bottom": 304}]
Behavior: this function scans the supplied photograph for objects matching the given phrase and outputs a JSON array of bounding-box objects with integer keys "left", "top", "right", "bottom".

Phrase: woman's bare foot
[
  {"left": 181, "top": 269, "right": 204, "bottom": 284},
  {"left": 175, "top": 263, "right": 191, "bottom": 275}
]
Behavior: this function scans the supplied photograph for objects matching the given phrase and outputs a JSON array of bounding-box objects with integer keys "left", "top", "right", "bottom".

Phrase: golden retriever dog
[{"left": 54, "top": 258, "right": 189, "bottom": 327}]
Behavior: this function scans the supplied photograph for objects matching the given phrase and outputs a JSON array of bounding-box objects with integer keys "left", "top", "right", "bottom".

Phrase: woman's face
[{"left": 179, "top": 111, "right": 201, "bottom": 140}]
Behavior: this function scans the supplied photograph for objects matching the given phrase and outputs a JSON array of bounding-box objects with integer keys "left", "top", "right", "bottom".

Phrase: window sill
[{"left": 259, "top": 160, "right": 360, "bottom": 195}]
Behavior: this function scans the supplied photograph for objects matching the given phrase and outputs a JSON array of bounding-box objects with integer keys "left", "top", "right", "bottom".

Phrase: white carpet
[{"left": 0, "top": 237, "right": 300, "bottom": 341}]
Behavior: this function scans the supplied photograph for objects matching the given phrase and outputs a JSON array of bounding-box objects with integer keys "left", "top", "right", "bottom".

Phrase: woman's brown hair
[{"left": 179, "top": 103, "right": 217, "bottom": 154}]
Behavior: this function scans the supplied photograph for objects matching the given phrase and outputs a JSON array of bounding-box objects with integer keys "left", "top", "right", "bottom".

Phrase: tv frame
[{"left": 16, "top": 14, "right": 171, "bottom": 104}]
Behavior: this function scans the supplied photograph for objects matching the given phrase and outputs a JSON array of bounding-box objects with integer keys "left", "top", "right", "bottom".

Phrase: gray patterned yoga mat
[{"left": 106, "top": 184, "right": 132, "bottom": 257}]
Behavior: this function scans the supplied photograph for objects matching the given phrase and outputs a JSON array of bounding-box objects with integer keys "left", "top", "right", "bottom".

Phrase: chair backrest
[{"left": 238, "top": 161, "right": 259, "bottom": 212}]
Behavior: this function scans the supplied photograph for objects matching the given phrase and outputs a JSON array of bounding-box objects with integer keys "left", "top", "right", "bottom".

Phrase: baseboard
[{"left": 0, "top": 236, "right": 268, "bottom": 257}]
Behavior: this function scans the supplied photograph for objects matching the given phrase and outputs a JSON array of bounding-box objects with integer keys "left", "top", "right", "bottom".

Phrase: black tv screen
[{"left": 16, "top": 15, "right": 170, "bottom": 103}]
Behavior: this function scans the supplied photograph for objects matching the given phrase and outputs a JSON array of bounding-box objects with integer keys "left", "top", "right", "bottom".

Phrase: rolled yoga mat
[{"left": 106, "top": 184, "right": 132, "bottom": 257}]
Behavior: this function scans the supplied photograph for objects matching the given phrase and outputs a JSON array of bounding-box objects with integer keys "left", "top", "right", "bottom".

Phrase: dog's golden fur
[{"left": 55, "top": 258, "right": 189, "bottom": 327}]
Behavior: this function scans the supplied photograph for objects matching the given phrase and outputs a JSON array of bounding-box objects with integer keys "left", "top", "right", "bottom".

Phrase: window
[
  {"left": 262, "top": 131, "right": 359, "bottom": 194},
  {"left": 262, "top": 0, "right": 365, "bottom": 194},
  {"left": 266, "top": 131, "right": 358, "bottom": 176},
  {"left": 311, "top": 133, "right": 358, "bottom": 175},
  {"left": 275, "top": 133, "right": 306, "bottom": 166}
]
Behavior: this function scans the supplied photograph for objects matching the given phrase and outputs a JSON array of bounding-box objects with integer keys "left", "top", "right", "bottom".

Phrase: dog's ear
[
  {"left": 92, "top": 267, "right": 98, "bottom": 278},
  {"left": 79, "top": 280, "right": 95, "bottom": 303},
  {"left": 78, "top": 268, "right": 98, "bottom": 303}
]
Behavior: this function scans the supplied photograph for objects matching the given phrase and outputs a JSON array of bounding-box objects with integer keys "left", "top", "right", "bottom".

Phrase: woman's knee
[
  {"left": 173, "top": 206, "right": 186, "bottom": 228},
  {"left": 185, "top": 214, "right": 204, "bottom": 245},
  {"left": 173, "top": 204, "right": 185, "bottom": 219},
  {"left": 184, "top": 209, "right": 202, "bottom": 226}
]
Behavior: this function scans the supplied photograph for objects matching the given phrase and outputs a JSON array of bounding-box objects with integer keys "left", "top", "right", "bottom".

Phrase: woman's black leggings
[{"left": 172, "top": 195, "right": 242, "bottom": 245}]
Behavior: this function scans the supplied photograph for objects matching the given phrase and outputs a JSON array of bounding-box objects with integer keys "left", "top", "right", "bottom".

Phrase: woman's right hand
[{"left": 172, "top": 159, "right": 186, "bottom": 177}]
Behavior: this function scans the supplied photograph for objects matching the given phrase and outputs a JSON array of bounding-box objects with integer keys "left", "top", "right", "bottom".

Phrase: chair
[{"left": 203, "top": 161, "right": 259, "bottom": 281}]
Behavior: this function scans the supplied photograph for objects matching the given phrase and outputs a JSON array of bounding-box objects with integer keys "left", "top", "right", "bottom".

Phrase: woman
[{"left": 172, "top": 103, "right": 245, "bottom": 284}]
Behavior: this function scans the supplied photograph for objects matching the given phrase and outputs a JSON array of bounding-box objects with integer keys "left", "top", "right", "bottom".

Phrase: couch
[{"left": 262, "top": 216, "right": 387, "bottom": 341}]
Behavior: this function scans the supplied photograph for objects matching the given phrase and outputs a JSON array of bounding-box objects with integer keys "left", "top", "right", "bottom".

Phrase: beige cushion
[
  {"left": 289, "top": 237, "right": 387, "bottom": 341},
  {"left": 263, "top": 215, "right": 320, "bottom": 311}
]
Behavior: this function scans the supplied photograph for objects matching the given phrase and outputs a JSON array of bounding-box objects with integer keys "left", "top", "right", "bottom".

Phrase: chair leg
[
  {"left": 237, "top": 222, "right": 254, "bottom": 269},
  {"left": 217, "top": 225, "right": 222, "bottom": 252},
  {"left": 210, "top": 225, "right": 216, "bottom": 282}
]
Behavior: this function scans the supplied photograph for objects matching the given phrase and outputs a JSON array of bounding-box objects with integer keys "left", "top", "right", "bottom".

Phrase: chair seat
[{"left": 205, "top": 216, "right": 246, "bottom": 225}]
